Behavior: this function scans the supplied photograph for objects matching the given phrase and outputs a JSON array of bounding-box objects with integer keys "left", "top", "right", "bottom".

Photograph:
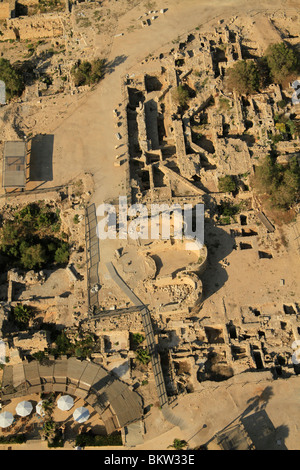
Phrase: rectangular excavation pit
[
  {"left": 283, "top": 305, "right": 296, "bottom": 315},
  {"left": 226, "top": 321, "right": 237, "bottom": 339},
  {"left": 258, "top": 251, "right": 273, "bottom": 259},
  {"left": 242, "top": 228, "right": 258, "bottom": 237},
  {"left": 240, "top": 242, "right": 253, "bottom": 250},
  {"left": 251, "top": 347, "right": 264, "bottom": 369},
  {"left": 231, "top": 345, "right": 247, "bottom": 360},
  {"left": 240, "top": 215, "right": 247, "bottom": 226},
  {"left": 204, "top": 326, "right": 225, "bottom": 344}
]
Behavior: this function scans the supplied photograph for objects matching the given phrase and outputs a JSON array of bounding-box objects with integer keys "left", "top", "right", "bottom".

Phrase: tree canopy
[
  {"left": 226, "top": 42, "right": 299, "bottom": 94},
  {"left": 71, "top": 58, "right": 106, "bottom": 87},
  {"left": 0, "top": 58, "right": 24, "bottom": 101},
  {"left": 264, "top": 42, "right": 299, "bottom": 84},
  {"left": 226, "top": 60, "right": 260, "bottom": 95},
  {"left": 218, "top": 175, "right": 237, "bottom": 193},
  {"left": 0, "top": 202, "right": 69, "bottom": 270},
  {"left": 253, "top": 155, "right": 300, "bottom": 209}
]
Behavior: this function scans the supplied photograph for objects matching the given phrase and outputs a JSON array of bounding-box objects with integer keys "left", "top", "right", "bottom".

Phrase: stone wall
[
  {"left": 0, "top": 13, "right": 63, "bottom": 40},
  {"left": 0, "top": 0, "right": 15, "bottom": 20}
]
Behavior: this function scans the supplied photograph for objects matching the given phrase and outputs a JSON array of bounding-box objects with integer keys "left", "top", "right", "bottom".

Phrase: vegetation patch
[
  {"left": 252, "top": 155, "right": 300, "bottom": 210},
  {"left": 226, "top": 42, "right": 299, "bottom": 94},
  {"left": 75, "top": 431, "right": 122, "bottom": 447},
  {"left": 0, "top": 58, "right": 24, "bottom": 101},
  {"left": 0, "top": 202, "right": 69, "bottom": 270},
  {"left": 48, "top": 330, "right": 95, "bottom": 359},
  {"left": 172, "top": 84, "right": 191, "bottom": 109},
  {"left": 218, "top": 175, "right": 237, "bottom": 193},
  {"left": 71, "top": 58, "right": 106, "bottom": 87}
]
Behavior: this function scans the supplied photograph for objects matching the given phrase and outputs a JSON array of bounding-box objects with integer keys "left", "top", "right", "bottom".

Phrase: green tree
[
  {"left": 0, "top": 58, "right": 24, "bottom": 101},
  {"left": 135, "top": 348, "right": 151, "bottom": 365},
  {"left": 253, "top": 155, "right": 300, "bottom": 209},
  {"left": 264, "top": 42, "right": 299, "bottom": 84},
  {"left": 226, "top": 60, "right": 260, "bottom": 95},
  {"left": 173, "top": 84, "right": 190, "bottom": 108},
  {"left": 20, "top": 243, "right": 47, "bottom": 269},
  {"left": 71, "top": 58, "right": 105, "bottom": 86},
  {"left": 131, "top": 333, "right": 145, "bottom": 347},
  {"left": 54, "top": 242, "right": 69, "bottom": 264},
  {"left": 168, "top": 438, "right": 188, "bottom": 450},
  {"left": 13, "top": 304, "right": 33, "bottom": 326}
]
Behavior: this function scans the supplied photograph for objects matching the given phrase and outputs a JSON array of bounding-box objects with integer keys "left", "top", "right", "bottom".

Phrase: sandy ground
[
  {"left": 137, "top": 371, "right": 300, "bottom": 450},
  {"left": 0, "top": 392, "right": 105, "bottom": 446},
  {"left": 2, "top": 372, "right": 300, "bottom": 450}
]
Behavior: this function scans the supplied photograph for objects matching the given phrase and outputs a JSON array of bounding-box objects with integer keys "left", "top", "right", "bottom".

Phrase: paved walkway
[{"left": 106, "top": 262, "right": 169, "bottom": 409}]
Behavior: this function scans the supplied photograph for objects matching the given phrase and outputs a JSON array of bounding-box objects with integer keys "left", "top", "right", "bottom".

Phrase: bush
[
  {"left": 50, "top": 331, "right": 95, "bottom": 358},
  {"left": 54, "top": 242, "right": 69, "bottom": 264},
  {"left": 264, "top": 42, "right": 299, "bottom": 85},
  {"left": 172, "top": 84, "right": 190, "bottom": 108},
  {"left": 0, "top": 434, "right": 26, "bottom": 444},
  {"left": 75, "top": 432, "right": 122, "bottom": 447},
  {"left": 218, "top": 175, "right": 237, "bottom": 193},
  {"left": 13, "top": 304, "right": 34, "bottom": 326},
  {"left": 253, "top": 155, "right": 300, "bottom": 209},
  {"left": 0, "top": 58, "right": 24, "bottom": 101},
  {"left": 71, "top": 58, "right": 106, "bottom": 87},
  {"left": 135, "top": 348, "right": 151, "bottom": 365},
  {"left": 169, "top": 438, "right": 188, "bottom": 450},
  {"left": 20, "top": 243, "right": 47, "bottom": 270},
  {"left": 226, "top": 60, "right": 260, "bottom": 95},
  {"left": 131, "top": 333, "right": 145, "bottom": 346}
]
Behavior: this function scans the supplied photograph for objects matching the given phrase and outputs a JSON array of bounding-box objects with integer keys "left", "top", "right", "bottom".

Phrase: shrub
[
  {"left": 13, "top": 304, "right": 34, "bottom": 326},
  {"left": 131, "top": 333, "right": 145, "bottom": 346},
  {"left": 54, "top": 242, "right": 69, "bottom": 264},
  {"left": 0, "top": 434, "right": 26, "bottom": 444},
  {"left": 277, "top": 99, "right": 287, "bottom": 109},
  {"left": 253, "top": 155, "right": 300, "bottom": 209},
  {"left": 0, "top": 202, "right": 69, "bottom": 270},
  {"left": 264, "top": 42, "right": 299, "bottom": 84},
  {"left": 75, "top": 431, "right": 122, "bottom": 447},
  {"left": 0, "top": 58, "right": 24, "bottom": 101},
  {"left": 135, "top": 348, "right": 151, "bottom": 365},
  {"left": 226, "top": 60, "right": 260, "bottom": 95},
  {"left": 172, "top": 84, "right": 190, "bottom": 108},
  {"left": 71, "top": 58, "right": 106, "bottom": 87},
  {"left": 218, "top": 201, "right": 240, "bottom": 218},
  {"left": 169, "top": 438, "right": 188, "bottom": 450},
  {"left": 218, "top": 175, "right": 237, "bottom": 193},
  {"left": 20, "top": 243, "right": 47, "bottom": 270}
]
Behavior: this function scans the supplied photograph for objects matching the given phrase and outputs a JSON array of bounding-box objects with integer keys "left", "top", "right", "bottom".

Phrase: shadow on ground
[{"left": 29, "top": 134, "right": 54, "bottom": 182}]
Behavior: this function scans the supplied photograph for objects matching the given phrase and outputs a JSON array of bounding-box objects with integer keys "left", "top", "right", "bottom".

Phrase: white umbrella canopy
[
  {"left": 15, "top": 400, "right": 33, "bottom": 417},
  {"left": 73, "top": 407, "right": 90, "bottom": 423},
  {"left": 0, "top": 411, "right": 14, "bottom": 428},
  {"left": 57, "top": 395, "right": 74, "bottom": 411},
  {"left": 36, "top": 401, "right": 45, "bottom": 417}
]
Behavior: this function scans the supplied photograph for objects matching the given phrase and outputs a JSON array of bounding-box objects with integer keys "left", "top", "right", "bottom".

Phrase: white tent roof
[
  {"left": 16, "top": 400, "right": 33, "bottom": 417},
  {"left": 73, "top": 406, "right": 90, "bottom": 423},
  {"left": 57, "top": 395, "right": 74, "bottom": 411},
  {"left": 0, "top": 411, "right": 14, "bottom": 428}
]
